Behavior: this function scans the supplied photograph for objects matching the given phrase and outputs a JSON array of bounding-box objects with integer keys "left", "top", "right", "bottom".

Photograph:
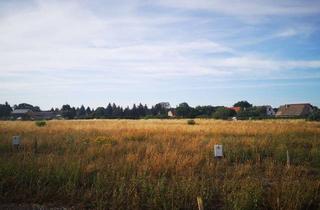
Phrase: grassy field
[{"left": 0, "top": 119, "right": 320, "bottom": 210}]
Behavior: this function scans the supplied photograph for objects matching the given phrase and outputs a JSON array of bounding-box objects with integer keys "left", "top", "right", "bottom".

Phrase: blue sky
[{"left": 1, "top": 0, "right": 320, "bottom": 109}]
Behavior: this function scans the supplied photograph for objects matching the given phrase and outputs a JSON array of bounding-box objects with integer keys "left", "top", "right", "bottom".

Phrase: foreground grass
[{"left": 0, "top": 119, "right": 320, "bottom": 210}]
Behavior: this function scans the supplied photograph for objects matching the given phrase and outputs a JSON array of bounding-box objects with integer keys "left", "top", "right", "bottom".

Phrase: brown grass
[{"left": 0, "top": 119, "right": 319, "bottom": 209}]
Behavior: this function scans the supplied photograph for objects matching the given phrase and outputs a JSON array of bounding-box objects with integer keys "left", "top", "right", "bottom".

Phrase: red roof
[{"left": 227, "top": 107, "right": 241, "bottom": 112}]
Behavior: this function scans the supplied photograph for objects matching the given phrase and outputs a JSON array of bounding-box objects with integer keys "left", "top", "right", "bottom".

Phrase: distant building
[
  {"left": 276, "top": 103, "right": 313, "bottom": 118},
  {"left": 168, "top": 109, "right": 176, "bottom": 117},
  {"left": 32, "top": 111, "right": 56, "bottom": 120},
  {"left": 227, "top": 107, "right": 241, "bottom": 112},
  {"left": 258, "top": 105, "right": 275, "bottom": 116},
  {"left": 11, "top": 109, "right": 56, "bottom": 120},
  {"left": 11, "top": 109, "right": 34, "bottom": 120}
]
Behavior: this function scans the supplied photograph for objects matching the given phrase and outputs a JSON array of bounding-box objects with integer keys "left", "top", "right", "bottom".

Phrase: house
[
  {"left": 227, "top": 107, "right": 241, "bottom": 112},
  {"left": 11, "top": 109, "right": 34, "bottom": 120},
  {"left": 275, "top": 103, "right": 313, "bottom": 118},
  {"left": 257, "top": 105, "right": 275, "bottom": 116},
  {"left": 32, "top": 111, "right": 56, "bottom": 120},
  {"left": 168, "top": 109, "right": 176, "bottom": 117},
  {"left": 11, "top": 109, "right": 56, "bottom": 120}
]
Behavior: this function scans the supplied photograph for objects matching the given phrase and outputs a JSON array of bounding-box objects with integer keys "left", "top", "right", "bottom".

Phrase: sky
[{"left": 1, "top": 0, "right": 320, "bottom": 109}]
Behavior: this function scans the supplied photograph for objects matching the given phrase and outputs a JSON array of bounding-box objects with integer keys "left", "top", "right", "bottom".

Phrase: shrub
[
  {"left": 212, "top": 107, "right": 236, "bottom": 120},
  {"left": 187, "top": 119, "right": 196, "bottom": 125},
  {"left": 307, "top": 109, "right": 320, "bottom": 121},
  {"left": 35, "top": 121, "right": 46, "bottom": 127}
]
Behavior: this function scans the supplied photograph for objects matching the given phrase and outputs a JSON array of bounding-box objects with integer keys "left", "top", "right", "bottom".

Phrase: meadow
[{"left": 0, "top": 119, "right": 319, "bottom": 210}]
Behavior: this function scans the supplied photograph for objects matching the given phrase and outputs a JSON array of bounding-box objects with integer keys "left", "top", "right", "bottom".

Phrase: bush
[
  {"left": 187, "top": 119, "right": 196, "bottom": 125},
  {"left": 35, "top": 121, "right": 46, "bottom": 127},
  {"left": 212, "top": 107, "right": 236, "bottom": 120},
  {"left": 307, "top": 109, "right": 320, "bottom": 121}
]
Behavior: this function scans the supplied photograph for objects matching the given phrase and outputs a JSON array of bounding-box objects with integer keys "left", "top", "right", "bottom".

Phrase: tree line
[{"left": 0, "top": 101, "right": 319, "bottom": 121}]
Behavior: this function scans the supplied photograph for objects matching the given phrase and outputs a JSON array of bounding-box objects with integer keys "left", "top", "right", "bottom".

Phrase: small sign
[
  {"left": 214, "top": 145, "right": 223, "bottom": 157},
  {"left": 12, "top": 136, "right": 21, "bottom": 145}
]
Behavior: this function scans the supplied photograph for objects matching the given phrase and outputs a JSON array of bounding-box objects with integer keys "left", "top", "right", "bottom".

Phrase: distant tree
[
  {"left": 137, "top": 103, "right": 146, "bottom": 117},
  {"left": 233, "top": 101, "right": 252, "bottom": 109},
  {"left": 212, "top": 107, "right": 236, "bottom": 119},
  {"left": 195, "top": 105, "right": 218, "bottom": 117},
  {"left": 123, "top": 106, "right": 131, "bottom": 118},
  {"left": 86, "top": 107, "right": 92, "bottom": 115},
  {"left": 15, "top": 103, "right": 41, "bottom": 112},
  {"left": 105, "top": 103, "right": 113, "bottom": 118},
  {"left": 93, "top": 107, "right": 105, "bottom": 119},
  {"left": 131, "top": 104, "right": 138, "bottom": 119},
  {"left": 61, "top": 104, "right": 76, "bottom": 119},
  {"left": 77, "top": 105, "right": 86, "bottom": 118},
  {"left": 0, "top": 102, "right": 12, "bottom": 118},
  {"left": 237, "top": 106, "right": 268, "bottom": 119},
  {"left": 308, "top": 107, "right": 320, "bottom": 121},
  {"left": 111, "top": 103, "right": 117, "bottom": 118},
  {"left": 152, "top": 102, "right": 169, "bottom": 116},
  {"left": 176, "top": 102, "right": 192, "bottom": 118}
]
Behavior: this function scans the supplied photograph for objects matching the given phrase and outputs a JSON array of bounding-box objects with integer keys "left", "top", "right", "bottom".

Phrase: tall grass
[{"left": 0, "top": 119, "right": 319, "bottom": 209}]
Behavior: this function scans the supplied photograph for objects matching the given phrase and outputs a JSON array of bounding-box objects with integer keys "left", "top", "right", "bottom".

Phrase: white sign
[
  {"left": 12, "top": 136, "right": 21, "bottom": 145},
  {"left": 214, "top": 145, "right": 223, "bottom": 157}
]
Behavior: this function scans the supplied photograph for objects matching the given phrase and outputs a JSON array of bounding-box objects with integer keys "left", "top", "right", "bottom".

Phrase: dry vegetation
[{"left": 0, "top": 119, "right": 320, "bottom": 209}]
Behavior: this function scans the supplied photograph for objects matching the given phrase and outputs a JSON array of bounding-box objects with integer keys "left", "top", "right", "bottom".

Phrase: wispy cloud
[{"left": 154, "top": 0, "right": 320, "bottom": 17}]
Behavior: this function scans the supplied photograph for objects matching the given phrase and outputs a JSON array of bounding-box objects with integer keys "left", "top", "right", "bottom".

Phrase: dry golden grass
[{"left": 0, "top": 119, "right": 319, "bottom": 209}]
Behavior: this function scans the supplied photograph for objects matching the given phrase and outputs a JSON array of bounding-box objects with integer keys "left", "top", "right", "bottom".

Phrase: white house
[{"left": 265, "top": 105, "right": 275, "bottom": 116}]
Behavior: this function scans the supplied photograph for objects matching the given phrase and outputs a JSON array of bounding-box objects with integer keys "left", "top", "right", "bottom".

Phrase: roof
[
  {"left": 11, "top": 109, "right": 32, "bottom": 114},
  {"left": 227, "top": 107, "right": 241, "bottom": 112},
  {"left": 32, "top": 111, "right": 55, "bottom": 118},
  {"left": 276, "top": 103, "right": 313, "bottom": 117}
]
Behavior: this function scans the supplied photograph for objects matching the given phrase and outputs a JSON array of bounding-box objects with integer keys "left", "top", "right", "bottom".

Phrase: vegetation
[
  {"left": 1, "top": 101, "right": 319, "bottom": 121},
  {"left": 212, "top": 107, "right": 236, "bottom": 119},
  {"left": 187, "top": 119, "right": 196, "bottom": 125},
  {"left": 35, "top": 121, "right": 47, "bottom": 127},
  {"left": 308, "top": 107, "right": 320, "bottom": 121},
  {"left": 233, "top": 101, "right": 252, "bottom": 109},
  {"left": 0, "top": 119, "right": 319, "bottom": 209}
]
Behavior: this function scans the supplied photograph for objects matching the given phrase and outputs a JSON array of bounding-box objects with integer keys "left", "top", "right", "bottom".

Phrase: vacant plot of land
[{"left": 0, "top": 120, "right": 319, "bottom": 210}]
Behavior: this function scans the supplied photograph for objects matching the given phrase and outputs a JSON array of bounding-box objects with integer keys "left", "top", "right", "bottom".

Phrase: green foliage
[
  {"left": 187, "top": 119, "right": 196, "bottom": 125},
  {"left": 233, "top": 101, "right": 253, "bottom": 109},
  {"left": 14, "top": 103, "right": 40, "bottom": 112},
  {"left": 237, "top": 106, "right": 270, "bottom": 120},
  {"left": 61, "top": 104, "right": 76, "bottom": 119},
  {"left": 35, "top": 120, "right": 46, "bottom": 127},
  {"left": 308, "top": 108, "right": 320, "bottom": 121},
  {"left": 212, "top": 107, "right": 236, "bottom": 119},
  {"left": 0, "top": 102, "right": 12, "bottom": 119}
]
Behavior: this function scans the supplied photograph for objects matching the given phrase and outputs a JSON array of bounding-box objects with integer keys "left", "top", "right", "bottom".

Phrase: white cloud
[{"left": 0, "top": 0, "right": 319, "bottom": 89}]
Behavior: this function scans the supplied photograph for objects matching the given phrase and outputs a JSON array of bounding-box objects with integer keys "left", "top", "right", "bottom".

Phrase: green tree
[
  {"left": 0, "top": 102, "right": 12, "bottom": 119},
  {"left": 93, "top": 107, "right": 106, "bottom": 119},
  {"left": 233, "top": 101, "right": 252, "bottom": 109},
  {"left": 176, "top": 102, "right": 192, "bottom": 118},
  {"left": 308, "top": 107, "right": 320, "bottom": 121},
  {"left": 212, "top": 107, "right": 236, "bottom": 119},
  {"left": 77, "top": 105, "right": 86, "bottom": 118},
  {"left": 105, "top": 103, "right": 113, "bottom": 118},
  {"left": 61, "top": 104, "right": 76, "bottom": 119}
]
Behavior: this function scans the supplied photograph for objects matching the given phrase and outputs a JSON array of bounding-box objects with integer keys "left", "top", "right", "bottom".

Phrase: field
[{"left": 0, "top": 119, "right": 320, "bottom": 210}]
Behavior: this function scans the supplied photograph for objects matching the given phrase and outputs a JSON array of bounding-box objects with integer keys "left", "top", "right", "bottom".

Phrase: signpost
[
  {"left": 12, "top": 136, "right": 21, "bottom": 151},
  {"left": 214, "top": 144, "right": 223, "bottom": 158}
]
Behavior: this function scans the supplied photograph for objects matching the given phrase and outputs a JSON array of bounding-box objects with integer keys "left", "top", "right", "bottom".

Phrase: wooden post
[
  {"left": 197, "top": 196, "right": 204, "bottom": 210},
  {"left": 286, "top": 150, "right": 290, "bottom": 168}
]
